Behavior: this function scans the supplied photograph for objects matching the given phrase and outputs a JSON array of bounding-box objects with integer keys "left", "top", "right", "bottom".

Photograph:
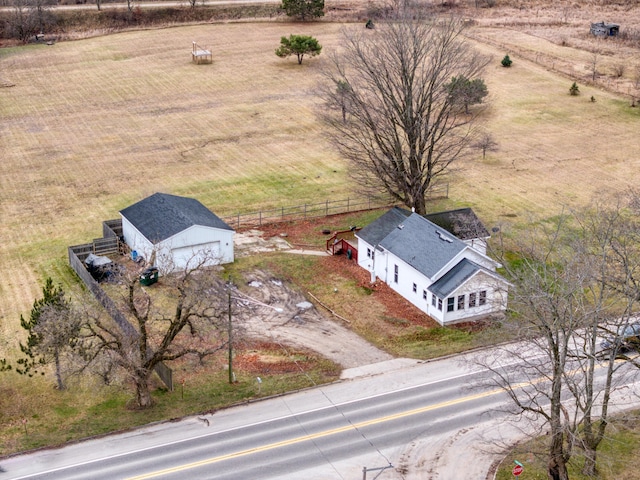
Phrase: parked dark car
[{"left": 599, "top": 323, "right": 640, "bottom": 358}]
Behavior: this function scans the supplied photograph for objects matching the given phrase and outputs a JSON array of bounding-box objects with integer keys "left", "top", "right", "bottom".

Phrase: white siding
[
  {"left": 121, "top": 217, "right": 155, "bottom": 263},
  {"left": 121, "top": 218, "right": 234, "bottom": 273},
  {"left": 463, "top": 237, "right": 488, "bottom": 255},
  {"left": 439, "top": 271, "right": 508, "bottom": 325}
]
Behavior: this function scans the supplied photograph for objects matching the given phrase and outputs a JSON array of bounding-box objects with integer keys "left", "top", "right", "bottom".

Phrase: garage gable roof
[{"left": 120, "top": 192, "right": 233, "bottom": 243}]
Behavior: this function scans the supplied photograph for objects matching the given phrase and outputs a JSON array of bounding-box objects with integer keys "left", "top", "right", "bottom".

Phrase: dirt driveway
[{"left": 232, "top": 269, "right": 393, "bottom": 370}]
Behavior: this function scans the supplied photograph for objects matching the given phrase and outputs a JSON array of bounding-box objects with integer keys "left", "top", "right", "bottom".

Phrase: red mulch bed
[
  {"left": 251, "top": 216, "right": 491, "bottom": 334},
  {"left": 234, "top": 340, "right": 323, "bottom": 374}
]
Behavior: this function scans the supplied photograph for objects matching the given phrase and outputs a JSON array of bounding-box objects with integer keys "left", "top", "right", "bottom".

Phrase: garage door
[{"left": 171, "top": 241, "right": 220, "bottom": 270}]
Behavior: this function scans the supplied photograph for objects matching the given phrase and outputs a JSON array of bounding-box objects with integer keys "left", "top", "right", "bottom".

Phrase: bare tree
[
  {"left": 320, "top": 13, "right": 490, "bottom": 215},
  {"left": 560, "top": 202, "right": 640, "bottom": 477},
  {"left": 30, "top": 302, "right": 85, "bottom": 390},
  {"left": 80, "top": 261, "right": 229, "bottom": 408},
  {"left": 5, "top": 0, "right": 42, "bottom": 43},
  {"left": 480, "top": 216, "right": 588, "bottom": 480},
  {"left": 473, "top": 131, "right": 498, "bottom": 159},
  {"left": 480, "top": 202, "right": 640, "bottom": 479},
  {"left": 589, "top": 52, "right": 599, "bottom": 82}
]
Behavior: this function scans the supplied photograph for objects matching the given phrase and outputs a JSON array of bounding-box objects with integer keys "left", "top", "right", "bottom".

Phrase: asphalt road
[
  {"left": 0, "top": 355, "right": 515, "bottom": 480},
  {"left": 2, "top": 352, "right": 639, "bottom": 480}
]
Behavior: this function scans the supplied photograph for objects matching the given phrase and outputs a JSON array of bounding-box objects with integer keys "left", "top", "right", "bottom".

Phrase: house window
[
  {"left": 469, "top": 292, "right": 477, "bottom": 307},
  {"left": 367, "top": 248, "right": 372, "bottom": 258},
  {"left": 432, "top": 294, "right": 437, "bottom": 307},
  {"left": 447, "top": 297, "right": 455, "bottom": 312},
  {"left": 394, "top": 265, "right": 399, "bottom": 283},
  {"left": 457, "top": 295, "right": 465, "bottom": 310},
  {"left": 413, "top": 283, "right": 417, "bottom": 293},
  {"left": 479, "top": 290, "right": 487, "bottom": 306},
  {"left": 438, "top": 298, "right": 443, "bottom": 311},
  {"left": 423, "top": 290, "right": 428, "bottom": 300}
]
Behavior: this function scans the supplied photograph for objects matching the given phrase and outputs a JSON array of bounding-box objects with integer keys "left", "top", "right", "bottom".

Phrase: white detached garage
[{"left": 120, "top": 193, "right": 234, "bottom": 273}]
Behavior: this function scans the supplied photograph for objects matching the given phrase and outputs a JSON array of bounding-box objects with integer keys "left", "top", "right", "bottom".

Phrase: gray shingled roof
[
  {"left": 428, "top": 258, "right": 482, "bottom": 298},
  {"left": 120, "top": 193, "right": 233, "bottom": 244},
  {"left": 356, "top": 207, "right": 411, "bottom": 247},
  {"left": 424, "top": 208, "right": 490, "bottom": 241},
  {"left": 376, "top": 212, "right": 466, "bottom": 278}
]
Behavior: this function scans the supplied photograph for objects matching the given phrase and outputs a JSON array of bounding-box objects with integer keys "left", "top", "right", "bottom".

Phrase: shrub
[
  {"left": 501, "top": 54, "right": 512, "bottom": 67},
  {"left": 569, "top": 82, "right": 580, "bottom": 96}
]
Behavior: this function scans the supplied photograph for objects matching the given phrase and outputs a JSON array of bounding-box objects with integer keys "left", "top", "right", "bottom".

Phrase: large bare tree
[
  {"left": 481, "top": 217, "right": 587, "bottom": 480},
  {"left": 480, "top": 203, "right": 640, "bottom": 479},
  {"left": 320, "top": 13, "right": 490, "bottom": 214},
  {"left": 555, "top": 203, "right": 634, "bottom": 478},
  {"left": 80, "top": 261, "right": 229, "bottom": 408}
]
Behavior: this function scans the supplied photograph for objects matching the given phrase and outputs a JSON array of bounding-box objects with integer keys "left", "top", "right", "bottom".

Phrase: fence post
[
  {"left": 304, "top": 204, "right": 307, "bottom": 219},
  {"left": 325, "top": 200, "right": 328, "bottom": 216},
  {"left": 236, "top": 213, "right": 240, "bottom": 229},
  {"left": 281, "top": 206, "right": 284, "bottom": 220},
  {"left": 259, "top": 210, "right": 262, "bottom": 226},
  {"left": 347, "top": 197, "right": 350, "bottom": 212}
]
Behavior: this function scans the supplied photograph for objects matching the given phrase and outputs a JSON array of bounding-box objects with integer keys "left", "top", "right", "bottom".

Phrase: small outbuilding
[
  {"left": 590, "top": 22, "right": 620, "bottom": 37},
  {"left": 120, "top": 192, "right": 234, "bottom": 273}
]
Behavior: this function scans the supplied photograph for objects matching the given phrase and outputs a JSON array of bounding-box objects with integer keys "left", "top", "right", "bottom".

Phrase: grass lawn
[
  {"left": 1, "top": 5, "right": 640, "bottom": 459},
  {"left": 496, "top": 411, "right": 640, "bottom": 480}
]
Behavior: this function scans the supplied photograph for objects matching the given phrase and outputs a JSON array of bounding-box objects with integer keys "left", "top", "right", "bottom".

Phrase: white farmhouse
[
  {"left": 356, "top": 207, "right": 508, "bottom": 325},
  {"left": 120, "top": 192, "right": 234, "bottom": 273}
]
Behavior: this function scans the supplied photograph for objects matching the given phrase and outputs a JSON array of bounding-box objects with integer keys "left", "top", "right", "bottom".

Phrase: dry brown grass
[
  {"left": 1, "top": 9, "right": 639, "bottom": 340},
  {"left": 0, "top": 3, "right": 639, "bottom": 451}
]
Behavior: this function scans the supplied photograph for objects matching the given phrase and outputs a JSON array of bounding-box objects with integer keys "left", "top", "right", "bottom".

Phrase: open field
[
  {"left": 1, "top": 0, "right": 640, "bottom": 458},
  {"left": 1, "top": 9, "right": 639, "bottom": 338}
]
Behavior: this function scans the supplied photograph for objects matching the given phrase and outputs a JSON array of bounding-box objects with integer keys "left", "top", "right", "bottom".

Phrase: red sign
[{"left": 512, "top": 464, "right": 524, "bottom": 476}]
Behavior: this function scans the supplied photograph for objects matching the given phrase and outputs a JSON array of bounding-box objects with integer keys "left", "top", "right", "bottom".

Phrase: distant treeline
[{"left": 0, "top": 3, "right": 281, "bottom": 43}]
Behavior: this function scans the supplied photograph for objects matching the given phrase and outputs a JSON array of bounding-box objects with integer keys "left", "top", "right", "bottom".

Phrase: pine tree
[
  {"left": 15, "top": 278, "right": 74, "bottom": 389},
  {"left": 280, "top": 0, "right": 324, "bottom": 21}
]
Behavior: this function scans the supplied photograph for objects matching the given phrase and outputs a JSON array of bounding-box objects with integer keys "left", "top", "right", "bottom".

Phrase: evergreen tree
[
  {"left": 446, "top": 75, "right": 488, "bottom": 114},
  {"left": 570, "top": 82, "right": 580, "bottom": 95},
  {"left": 15, "top": 277, "right": 77, "bottom": 389},
  {"left": 281, "top": 0, "right": 324, "bottom": 21},
  {"left": 275, "top": 35, "right": 322, "bottom": 65}
]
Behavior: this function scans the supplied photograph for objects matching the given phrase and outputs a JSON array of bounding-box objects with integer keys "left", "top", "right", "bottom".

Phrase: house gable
[{"left": 428, "top": 258, "right": 504, "bottom": 298}]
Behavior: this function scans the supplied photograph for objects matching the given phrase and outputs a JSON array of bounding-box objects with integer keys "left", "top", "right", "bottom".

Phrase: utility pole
[{"left": 228, "top": 287, "right": 233, "bottom": 384}]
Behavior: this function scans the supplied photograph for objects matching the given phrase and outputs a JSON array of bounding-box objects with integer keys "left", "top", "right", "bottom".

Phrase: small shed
[
  {"left": 590, "top": 22, "right": 620, "bottom": 37},
  {"left": 120, "top": 193, "right": 234, "bottom": 273},
  {"left": 192, "top": 42, "right": 212, "bottom": 64}
]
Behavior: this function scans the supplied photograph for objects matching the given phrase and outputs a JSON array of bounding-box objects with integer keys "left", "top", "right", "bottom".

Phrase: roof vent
[
  {"left": 397, "top": 224, "right": 404, "bottom": 230},
  {"left": 437, "top": 230, "right": 453, "bottom": 243}
]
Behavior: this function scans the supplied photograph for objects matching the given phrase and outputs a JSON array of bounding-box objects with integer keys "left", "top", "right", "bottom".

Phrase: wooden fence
[
  {"left": 68, "top": 241, "right": 173, "bottom": 391},
  {"left": 222, "top": 187, "right": 448, "bottom": 230}
]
